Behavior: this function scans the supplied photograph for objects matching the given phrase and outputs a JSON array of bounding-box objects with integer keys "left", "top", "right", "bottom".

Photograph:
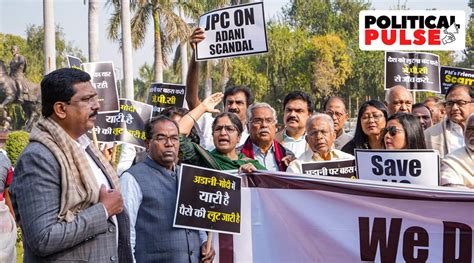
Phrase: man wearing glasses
[
  {"left": 286, "top": 113, "right": 354, "bottom": 174},
  {"left": 120, "top": 116, "right": 215, "bottom": 262},
  {"left": 424, "top": 84, "right": 473, "bottom": 158},
  {"left": 10, "top": 68, "right": 132, "bottom": 262},
  {"left": 240, "top": 103, "right": 295, "bottom": 171},
  {"left": 323, "top": 96, "right": 353, "bottom": 150}
]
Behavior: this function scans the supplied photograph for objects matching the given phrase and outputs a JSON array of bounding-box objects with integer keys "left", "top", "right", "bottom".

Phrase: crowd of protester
[{"left": 0, "top": 27, "right": 472, "bottom": 262}]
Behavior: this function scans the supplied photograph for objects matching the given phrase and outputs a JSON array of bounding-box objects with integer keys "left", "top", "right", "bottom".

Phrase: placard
[
  {"left": 385, "top": 51, "right": 441, "bottom": 92},
  {"left": 440, "top": 66, "right": 474, "bottom": 94},
  {"left": 355, "top": 149, "right": 439, "bottom": 186},
  {"left": 174, "top": 164, "right": 241, "bottom": 234},
  {"left": 147, "top": 83, "right": 185, "bottom": 116},
  {"left": 301, "top": 159, "right": 356, "bottom": 179},
  {"left": 67, "top": 55, "right": 82, "bottom": 69},
  {"left": 90, "top": 99, "right": 153, "bottom": 148},
  {"left": 82, "top": 61, "right": 120, "bottom": 113},
  {"left": 196, "top": 2, "right": 268, "bottom": 60}
]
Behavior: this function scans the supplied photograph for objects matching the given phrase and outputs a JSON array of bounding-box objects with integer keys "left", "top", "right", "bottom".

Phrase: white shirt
[
  {"left": 447, "top": 121, "right": 465, "bottom": 152},
  {"left": 196, "top": 112, "right": 249, "bottom": 151},
  {"left": 76, "top": 135, "right": 118, "bottom": 245},
  {"left": 120, "top": 162, "right": 207, "bottom": 262},
  {"left": 281, "top": 130, "right": 307, "bottom": 158}
]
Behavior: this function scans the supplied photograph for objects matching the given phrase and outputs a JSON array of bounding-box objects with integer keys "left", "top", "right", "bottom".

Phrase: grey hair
[
  {"left": 385, "top": 85, "right": 412, "bottom": 103},
  {"left": 306, "top": 113, "right": 334, "bottom": 131},
  {"left": 247, "top": 102, "right": 278, "bottom": 124}
]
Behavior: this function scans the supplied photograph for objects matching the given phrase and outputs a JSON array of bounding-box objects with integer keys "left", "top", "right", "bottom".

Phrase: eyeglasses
[
  {"left": 67, "top": 95, "right": 99, "bottom": 105},
  {"left": 250, "top": 118, "right": 276, "bottom": 125},
  {"left": 213, "top": 125, "right": 237, "bottom": 134},
  {"left": 325, "top": 110, "right": 345, "bottom": 119},
  {"left": 383, "top": 126, "right": 405, "bottom": 136},
  {"left": 361, "top": 114, "right": 384, "bottom": 122},
  {"left": 445, "top": 100, "right": 472, "bottom": 108},
  {"left": 307, "top": 129, "right": 331, "bottom": 137},
  {"left": 153, "top": 134, "right": 180, "bottom": 144}
]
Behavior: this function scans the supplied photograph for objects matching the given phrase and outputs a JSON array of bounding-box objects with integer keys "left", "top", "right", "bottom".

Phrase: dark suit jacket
[{"left": 10, "top": 142, "right": 132, "bottom": 262}]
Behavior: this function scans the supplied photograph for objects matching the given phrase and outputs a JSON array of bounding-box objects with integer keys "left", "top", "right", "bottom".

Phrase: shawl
[
  {"left": 240, "top": 137, "right": 288, "bottom": 171},
  {"left": 29, "top": 117, "right": 119, "bottom": 222}
]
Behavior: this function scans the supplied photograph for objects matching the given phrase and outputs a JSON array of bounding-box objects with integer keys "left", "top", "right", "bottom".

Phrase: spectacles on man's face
[
  {"left": 250, "top": 117, "right": 276, "bottom": 125},
  {"left": 383, "top": 126, "right": 405, "bottom": 136},
  {"left": 361, "top": 113, "right": 384, "bottom": 122},
  {"left": 307, "top": 129, "right": 331, "bottom": 137},
  {"left": 445, "top": 100, "right": 472, "bottom": 108},
  {"left": 325, "top": 110, "right": 345, "bottom": 119},
  {"left": 152, "top": 134, "right": 180, "bottom": 144},
  {"left": 213, "top": 125, "right": 237, "bottom": 134},
  {"left": 67, "top": 94, "right": 99, "bottom": 105}
]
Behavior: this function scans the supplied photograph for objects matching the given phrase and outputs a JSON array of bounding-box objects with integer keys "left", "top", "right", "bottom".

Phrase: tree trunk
[
  {"left": 153, "top": 10, "right": 163, "bottom": 83},
  {"left": 88, "top": 0, "right": 99, "bottom": 62},
  {"left": 121, "top": 0, "right": 134, "bottom": 99},
  {"left": 43, "top": 0, "right": 56, "bottom": 74},
  {"left": 179, "top": 6, "right": 188, "bottom": 85}
]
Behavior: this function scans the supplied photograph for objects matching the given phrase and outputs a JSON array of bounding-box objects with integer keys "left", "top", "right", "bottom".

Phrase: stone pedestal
[{"left": 0, "top": 131, "right": 8, "bottom": 148}]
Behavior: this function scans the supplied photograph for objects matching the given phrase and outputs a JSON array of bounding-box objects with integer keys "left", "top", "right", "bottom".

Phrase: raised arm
[
  {"left": 186, "top": 28, "right": 206, "bottom": 110},
  {"left": 179, "top": 92, "right": 223, "bottom": 136}
]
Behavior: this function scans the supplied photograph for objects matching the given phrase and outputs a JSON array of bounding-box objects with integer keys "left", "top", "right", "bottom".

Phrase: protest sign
[
  {"left": 385, "top": 51, "right": 441, "bottom": 92},
  {"left": 174, "top": 164, "right": 241, "bottom": 234},
  {"left": 214, "top": 172, "right": 474, "bottom": 263},
  {"left": 66, "top": 55, "right": 82, "bottom": 69},
  {"left": 440, "top": 66, "right": 474, "bottom": 94},
  {"left": 91, "top": 99, "right": 153, "bottom": 148},
  {"left": 196, "top": 2, "right": 268, "bottom": 60},
  {"left": 301, "top": 159, "right": 356, "bottom": 179},
  {"left": 82, "top": 61, "right": 120, "bottom": 113},
  {"left": 147, "top": 83, "right": 185, "bottom": 116},
  {"left": 354, "top": 149, "right": 439, "bottom": 186}
]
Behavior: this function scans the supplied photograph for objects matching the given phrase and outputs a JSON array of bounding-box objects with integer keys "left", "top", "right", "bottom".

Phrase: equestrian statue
[{"left": 0, "top": 45, "right": 41, "bottom": 131}]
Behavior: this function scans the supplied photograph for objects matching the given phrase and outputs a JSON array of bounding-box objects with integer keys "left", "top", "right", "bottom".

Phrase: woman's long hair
[
  {"left": 353, "top": 100, "right": 388, "bottom": 149},
  {"left": 385, "top": 112, "right": 426, "bottom": 149}
]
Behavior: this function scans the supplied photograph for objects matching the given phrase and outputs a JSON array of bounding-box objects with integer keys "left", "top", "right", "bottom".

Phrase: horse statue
[{"left": 0, "top": 60, "right": 41, "bottom": 131}]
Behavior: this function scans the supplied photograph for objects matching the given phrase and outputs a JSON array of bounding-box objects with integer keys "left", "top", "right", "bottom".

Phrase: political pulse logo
[{"left": 359, "top": 10, "right": 465, "bottom": 51}]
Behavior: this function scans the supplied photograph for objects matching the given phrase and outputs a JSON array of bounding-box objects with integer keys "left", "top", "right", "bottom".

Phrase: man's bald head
[{"left": 385, "top": 85, "right": 413, "bottom": 116}]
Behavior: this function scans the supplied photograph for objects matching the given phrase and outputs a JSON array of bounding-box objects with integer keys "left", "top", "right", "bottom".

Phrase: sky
[{"left": 0, "top": 0, "right": 472, "bottom": 79}]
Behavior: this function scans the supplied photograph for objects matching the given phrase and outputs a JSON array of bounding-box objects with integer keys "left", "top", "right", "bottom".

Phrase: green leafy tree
[{"left": 5, "top": 131, "right": 29, "bottom": 166}]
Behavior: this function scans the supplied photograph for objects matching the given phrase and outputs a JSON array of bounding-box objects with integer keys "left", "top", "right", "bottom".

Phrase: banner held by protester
[
  {"left": 147, "top": 83, "right": 186, "bottom": 116},
  {"left": 90, "top": 99, "right": 153, "bottom": 148},
  {"left": 196, "top": 2, "right": 268, "bottom": 61},
  {"left": 174, "top": 164, "right": 241, "bottom": 234},
  {"left": 355, "top": 149, "right": 439, "bottom": 186},
  {"left": 216, "top": 172, "right": 474, "bottom": 263},
  {"left": 301, "top": 159, "right": 357, "bottom": 179},
  {"left": 385, "top": 51, "right": 441, "bottom": 92},
  {"left": 440, "top": 66, "right": 474, "bottom": 94},
  {"left": 82, "top": 61, "right": 120, "bottom": 113}
]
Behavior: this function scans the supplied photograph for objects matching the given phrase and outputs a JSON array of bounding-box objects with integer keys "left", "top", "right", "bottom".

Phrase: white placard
[
  {"left": 355, "top": 149, "right": 440, "bottom": 186},
  {"left": 196, "top": 2, "right": 268, "bottom": 61}
]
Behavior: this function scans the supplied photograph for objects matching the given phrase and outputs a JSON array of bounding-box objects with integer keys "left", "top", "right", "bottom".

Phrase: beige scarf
[{"left": 29, "top": 117, "right": 119, "bottom": 222}]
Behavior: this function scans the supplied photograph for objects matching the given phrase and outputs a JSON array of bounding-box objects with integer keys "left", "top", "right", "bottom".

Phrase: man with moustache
[
  {"left": 440, "top": 114, "right": 474, "bottom": 188},
  {"left": 323, "top": 96, "right": 353, "bottom": 150},
  {"left": 425, "top": 84, "right": 473, "bottom": 158},
  {"left": 239, "top": 103, "right": 294, "bottom": 171},
  {"left": 286, "top": 114, "right": 354, "bottom": 174},
  {"left": 424, "top": 96, "right": 446, "bottom": 125},
  {"left": 276, "top": 91, "right": 313, "bottom": 158},
  {"left": 412, "top": 103, "right": 433, "bottom": 130},
  {"left": 385, "top": 85, "right": 413, "bottom": 116},
  {"left": 186, "top": 28, "right": 253, "bottom": 150},
  {"left": 9, "top": 68, "right": 132, "bottom": 262}
]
